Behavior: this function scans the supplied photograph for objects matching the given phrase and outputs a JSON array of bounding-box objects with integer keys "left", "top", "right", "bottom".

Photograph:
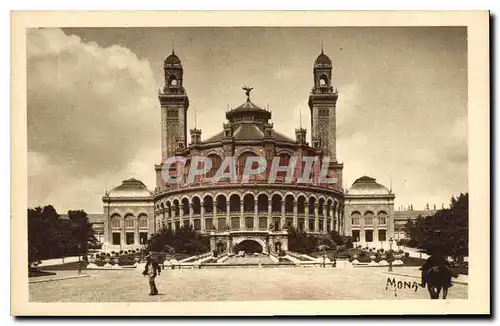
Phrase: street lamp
[
  {"left": 77, "top": 243, "right": 82, "bottom": 275},
  {"left": 388, "top": 237, "right": 394, "bottom": 272}
]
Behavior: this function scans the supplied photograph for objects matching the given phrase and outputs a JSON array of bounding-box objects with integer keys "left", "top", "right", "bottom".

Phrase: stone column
[
  {"left": 226, "top": 200, "right": 230, "bottom": 230},
  {"left": 254, "top": 202, "right": 258, "bottom": 231},
  {"left": 293, "top": 201, "right": 298, "bottom": 228},
  {"left": 189, "top": 203, "right": 193, "bottom": 227},
  {"left": 268, "top": 200, "right": 272, "bottom": 230},
  {"left": 240, "top": 202, "right": 244, "bottom": 230},
  {"left": 201, "top": 204, "right": 205, "bottom": 231},
  {"left": 304, "top": 205, "right": 309, "bottom": 232},
  {"left": 134, "top": 217, "right": 139, "bottom": 247},
  {"left": 121, "top": 215, "right": 125, "bottom": 247},
  {"left": 360, "top": 220, "right": 365, "bottom": 246},
  {"left": 314, "top": 203, "right": 319, "bottom": 232},
  {"left": 213, "top": 202, "right": 218, "bottom": 231},
  {"left": 280, "top": 200, "right": 285, "bottom": 230}
]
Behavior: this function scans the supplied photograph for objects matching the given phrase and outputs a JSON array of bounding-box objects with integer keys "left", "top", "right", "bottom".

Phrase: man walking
[{"left": 143, "top": 254, "right": 162, "bottom": 295}]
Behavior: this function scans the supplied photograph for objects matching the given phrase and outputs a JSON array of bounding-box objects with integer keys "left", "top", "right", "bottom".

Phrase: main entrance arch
[{"left": 233, "top": 239, "right": 263, "bottom": 254}]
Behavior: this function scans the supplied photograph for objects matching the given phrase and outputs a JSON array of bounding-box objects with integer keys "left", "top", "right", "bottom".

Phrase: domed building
[
  {"left": 101, "top": 178, "right": 154, "bottom": 250},
  {"left": 99, "top": 49, "right": 396, "bottom": 253},
  {"left": 344, "top": 176, "right": 395, "bottom": 247}
]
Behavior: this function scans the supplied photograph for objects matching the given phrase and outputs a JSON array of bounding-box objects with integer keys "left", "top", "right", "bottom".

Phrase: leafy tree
[
  {"left": 68, "top": 210, "right": 99, "bottom": 255},
  {"left": 404, "top": 193, "right": 468, "bottom": 263},
  {"left": 146, "top": 224, "right": 210, "bottom": 255}
]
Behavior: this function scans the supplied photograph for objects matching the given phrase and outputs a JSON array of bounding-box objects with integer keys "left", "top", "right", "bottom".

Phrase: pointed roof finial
[
  {"left": 321, "top": 39, "right": 324, "bottom": 54},
  {"left": 172, "top": 38, "right": 175, "bottom": 54}
]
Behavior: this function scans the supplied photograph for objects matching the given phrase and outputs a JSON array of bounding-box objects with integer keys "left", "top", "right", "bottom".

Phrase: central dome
[
  {"left": 108, "top": 178, "right": 152, "bottom": 198},
  {"left": 225, "top": 98, "right": 271, "bottom": 121},
  {"left": 347, "top": 176, "right": 390, "bottom": 195}
]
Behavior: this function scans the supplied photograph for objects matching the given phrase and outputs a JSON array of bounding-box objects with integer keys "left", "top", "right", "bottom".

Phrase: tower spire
[
  {"left": 321, "top": 39, "right": 324, "bottom": 54},
  {"left": 172, "top": 38, "right": 175, "bottom": 54}
]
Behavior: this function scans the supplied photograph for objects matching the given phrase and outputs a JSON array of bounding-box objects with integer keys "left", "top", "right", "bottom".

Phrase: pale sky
[{"left": 27, "top": 27, "right": 468, "bottom": 213}]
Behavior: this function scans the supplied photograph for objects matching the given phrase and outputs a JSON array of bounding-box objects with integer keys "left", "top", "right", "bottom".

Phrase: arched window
[
  {"left": 229, "top": 194, "right": 240, "bottom": 212},
  {"left": 272, "top": 194, "right": 282, "bottom": 212},
  {"left": 203, "top": 196, "right": 213, "bottom": 214},
  {"left": 166, "top": 202, "right": 172, "bottom": 218},
  {"left": 318, "top": 198, "right": 325, "bottom": 216},
  {"left": 308, "top": 197, "right": 316, "bottom": 217},
  {"left": 206, "top": 154, "right": 222, "bottom": 178},
  {"left": 182, "top": 198, "right": 189, "bottom": 216},
  {"left": 285, "top": 195, "right": 294, "bottom": 213},
  {"left": 276, "top": 153, "right": 292, "bottom": 181},
  {"left": 173, "top": 199, "right": 180, "bottom": 217},
  {"left": 351, "top": 211, "right": 361, "bottom": 226},
  {"left": 364, "top": 211, "right": 374, "bottom": 225},
  {"left": 243, "top": 193, "right": 255, "bottom": 212},
  {"left": 169, "top": 75, "right": 178, "bottom": 87},
  {"left": 326, "top": 199, "right": 333, "bottom": 217},
  {"left": 257, "top": 193, "right": 268, "bottom": 212},
  {"left": 111, "top": 214, "right": 121, "bottom": 228},
  {"left": 297, "top": 196, "right": 306, "bottom": 215},
  {"left": 124, "top": 214, "right": 135, "bottom": 229},
  {"left": 377, "top": 211, "right": 387, "bottom": 225},
  {"left": 216, "top": 195, "right": 227, "bottom": 213},
  {"left": 138, "top": 214, "right": 148, "bottom": 228},
  {"left": 319, "top": 74, "right": 328, "bottom": 87},
  {"left": 192, "top": 197, "right": 201, "bottom": 215},
  {"left": 237, "top": 151, "right": 259, "bottom": 181}
]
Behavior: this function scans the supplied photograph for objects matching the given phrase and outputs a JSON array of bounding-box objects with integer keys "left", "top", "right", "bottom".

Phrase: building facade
[{"left": 97, "top": 50, "right": 397, "bottom": 253}]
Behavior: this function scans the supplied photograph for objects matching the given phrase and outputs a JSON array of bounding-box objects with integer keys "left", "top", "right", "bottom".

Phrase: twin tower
[{"left": 158, "top": 49, "right": 339, "bottom": 162}]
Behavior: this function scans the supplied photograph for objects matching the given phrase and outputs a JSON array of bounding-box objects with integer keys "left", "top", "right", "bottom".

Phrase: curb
[
  {"left": 385, "top": 272, "right": 468, "bottom": 286},
  {"left": 29, "top": 274, "right": 90, "bottom": 284}
]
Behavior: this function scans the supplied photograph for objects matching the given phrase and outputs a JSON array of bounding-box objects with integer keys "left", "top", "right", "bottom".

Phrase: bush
[
  {"left": 105, "top": 253, "right": 111, "bottom": 257},
  {"left": 212, "top": 250, "right": 218, "bottom": 257},
  {"left": 358, "top": 251, "right": 366, "bottom": 258},
  {"left": 404, "top": 252, "right": 410, "bottom": 258},
  {"left": 398, "top": 249, "right": 404, "bottom": 254},
  {"left": 111, "top": 251, "right": 115, "bottom": 255},
  {"left": 380, "top": 248, "right": 385, "bottom": 253}
]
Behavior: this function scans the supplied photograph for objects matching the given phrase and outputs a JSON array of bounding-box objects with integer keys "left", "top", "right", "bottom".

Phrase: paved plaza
[{"left": 29, "top": 266, "right": 468, "bottom": 302}]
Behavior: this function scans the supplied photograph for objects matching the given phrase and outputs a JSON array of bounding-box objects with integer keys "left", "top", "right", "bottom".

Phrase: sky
[{"left": 27, "top": 27, "right": 468, "bottom": 213}]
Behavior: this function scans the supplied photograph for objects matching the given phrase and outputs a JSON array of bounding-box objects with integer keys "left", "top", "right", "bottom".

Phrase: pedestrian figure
[
  {"left": 419, "top": 250, "right": 457, "bottom": 299},
  {"left": 143, "top": 254, "right": 162, "bottom": 295}
]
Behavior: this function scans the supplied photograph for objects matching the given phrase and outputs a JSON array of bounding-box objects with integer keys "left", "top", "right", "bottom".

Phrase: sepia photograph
[{"left": 11, "top": 11, "right": 489, "bottom": 316}]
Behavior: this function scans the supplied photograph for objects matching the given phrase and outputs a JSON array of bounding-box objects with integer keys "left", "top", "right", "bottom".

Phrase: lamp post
[
  {"left": 77, "top": 243, "right": 82, "bottom": 275},
  {"left": 388, "top": 237, "right": 394, "bottom": 272}
]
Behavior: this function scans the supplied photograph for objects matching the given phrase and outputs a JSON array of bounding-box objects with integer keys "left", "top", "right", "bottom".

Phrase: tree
[
  {"left": 68, "top": 210, "right": 99, "bottom": 255},
  {"left": 287, "top": 226, "right": 309, "bottom": 253},
  {"left": 404, "top": 193, "right": 468, "bottom": 263},
  {"left": 146, "top": 224, "right": 210, "bottom": 255}
]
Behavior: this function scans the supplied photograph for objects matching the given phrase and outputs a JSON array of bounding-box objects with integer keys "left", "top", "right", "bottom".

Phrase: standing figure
[
  {"left": 419, "top": 250, "right": 456, "bottom": 299},
  {"left": 143, "top": 254, "right": 162, "bottom": 295}
]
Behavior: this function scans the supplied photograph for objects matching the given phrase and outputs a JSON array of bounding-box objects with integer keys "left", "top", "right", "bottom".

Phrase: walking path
[
  {"left": 29, "top": 270, "right": 90, "bottom": 284},
  {"left": 384, "top": 266, "right": 468, "bottom": 285}
]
